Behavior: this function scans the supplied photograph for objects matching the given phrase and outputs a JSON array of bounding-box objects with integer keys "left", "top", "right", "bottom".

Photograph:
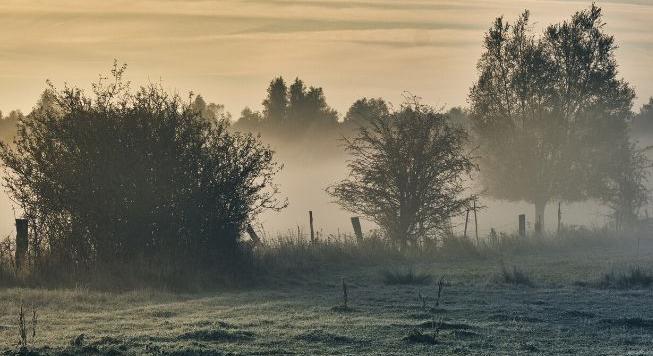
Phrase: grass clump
[
  {"left": 499, "top": 265, "right": 533, "bottom": 286},
  {"left": 382, "top": 268, "right": 432, "bottom": 285},
  {"left": 599, "top": 266, "right": 653, "bottom": 289},
  {"left": 404, "top": 328, "right": 438, "bottom": 345}
]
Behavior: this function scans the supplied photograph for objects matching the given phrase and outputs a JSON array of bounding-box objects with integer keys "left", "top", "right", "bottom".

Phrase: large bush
[{"left": 0, "top": 64, "right": 284, "bottom": 282}]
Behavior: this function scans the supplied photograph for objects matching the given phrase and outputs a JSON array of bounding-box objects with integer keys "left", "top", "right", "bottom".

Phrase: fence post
[
  {"left": 246, "top": 224, "right": 260, "bottom": 246},
  {"left": 309, "top": 211, "right": 315, "bottom": 243},
  {"left": 518, "top": 214, "right": 526, "bottom": 238},
  {"left": 351, "top": 217, "right": 363, "bottom": 242},
  {"left": 473, "top": 200, "right": 479, "bottom": 245},
  {"left": 557, "top": 202, "right": 562, "bottom": 234},
  {"left": 15, "top": 218, "right": 28, "bottom": 273}
]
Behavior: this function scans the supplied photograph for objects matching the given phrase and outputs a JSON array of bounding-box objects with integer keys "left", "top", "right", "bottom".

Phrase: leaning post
[
  {"left": 15, "top": 218, "right": 28, "bottom": 274},
  {"left": 351, "top": 217, "right": 363, "bottom": 242}
]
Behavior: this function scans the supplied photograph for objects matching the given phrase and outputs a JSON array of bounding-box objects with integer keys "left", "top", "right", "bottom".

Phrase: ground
[{"left": 1, "top": 238, "right": 653, "bottom": 355}]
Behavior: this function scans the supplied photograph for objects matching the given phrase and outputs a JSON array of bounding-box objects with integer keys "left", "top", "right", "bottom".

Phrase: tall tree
[
  {"left": 469, "top": 5, "right": 635, "bottom": 230},
  {"left": 262, "top": 77, "right": 288, "bottom": 123},
  {"left": 287, "top": 78, "right": 338, "bottom": 127}
]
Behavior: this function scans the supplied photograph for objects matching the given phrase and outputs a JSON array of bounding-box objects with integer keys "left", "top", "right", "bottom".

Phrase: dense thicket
[{"left": 0, "top": 64, "right": 285, "bottom": 283}]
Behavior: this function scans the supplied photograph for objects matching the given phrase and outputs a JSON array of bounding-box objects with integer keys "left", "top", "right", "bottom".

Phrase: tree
[
  {"left": 328, "top": 99, "right": 475, "bottom": 248},
  {"left": 0, "top": 63, "right": 285, "bottom": 280},
  {"left": 191, "top": 95, "right": 232, "bottom": 122},
  {"left": 599, "top": 140, "right": 650, "bottom": 231},
  {"left": 632, "top": 97, "right": 653, "bottom": 134},
  {"left": 287, "top": 78, "right": 338, "bottom": 128},
  {"left": 234, "top": 107, "right": 263, "bottom": 132},
  {"left": 262, "top": 77, "right": 288, "bottom": 123},
  {"left": 343, "top": 97, "right": 389, "bottom": 129},
  {"left": 468, "top": 5, "right": 635, "bottom": 231},
  {"left": 0, "top": 110, "right": 23, "bottom": 142}
]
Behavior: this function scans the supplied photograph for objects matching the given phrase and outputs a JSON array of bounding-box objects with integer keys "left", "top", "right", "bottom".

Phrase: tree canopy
[
  {"left": 0, "top": 64, "right": 285, "bottom": 283},
  {"left": 468, "top": 5, "right": 635, "bottom": 229},
  {"left": 328, "top": 99, "right": 475, "bottom": 247}
]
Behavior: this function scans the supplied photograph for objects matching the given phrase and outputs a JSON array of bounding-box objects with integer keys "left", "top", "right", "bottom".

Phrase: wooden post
[
  {"left": 518, "top": 214, "right": 526, "bottom": 237},
  {"left": 15, "top": 218, "right": 28, "bottom": 273},
  {"left": 464, "top": 209, "right": 469, "bottom": 238},
  {"left": 246, "top": 224, "right": 260, "bottom": 246},
  {"left": 309, "top": 211, "right": 315, "bottom": 243},
  {"left": 557, "top": 202, "right": 562, "bottom": 235},
  {"left": 351, "top": 217, "right": 363, "bottom": 241},
  {"left": 473, "top": 200, "right": 479, "bottom": 245}
]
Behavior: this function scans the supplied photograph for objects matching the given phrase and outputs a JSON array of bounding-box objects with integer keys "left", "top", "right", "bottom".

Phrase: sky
[
  {"left": 0, "top": 0, "right": 652, "bottom": 118},
  {"left": 0, "top": 0, "right": 650, "bottom": 237}
]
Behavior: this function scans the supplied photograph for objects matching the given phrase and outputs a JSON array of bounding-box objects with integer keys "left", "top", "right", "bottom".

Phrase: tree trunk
[{"left": 534, "top": 200, "right": 546, "bottom": 234}]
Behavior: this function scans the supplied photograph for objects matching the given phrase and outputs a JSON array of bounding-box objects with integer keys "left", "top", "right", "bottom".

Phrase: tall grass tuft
[
  {"left": 499, "top": 265, "right": 533, "bottom": 286},
  {"left": 599, "top": 266, "right": 653, "bottom": 289}
]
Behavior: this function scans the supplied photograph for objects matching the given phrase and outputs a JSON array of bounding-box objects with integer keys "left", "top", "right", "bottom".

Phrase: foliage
[
  {"left": 0, "top": 110, "right": 22, "bottom": 143},
  {"left": 632, "top": 97, "right": 653, "bottom": 134},
  {"left": 235, "top": 76, "right": 338, "bottom": 135},
  {"left": 598, "top": 141, "right": 650, "bottom": 230},
  {"left": 469, "top": 5, "right": 636, "bottom": 227},
  {"left": 342, "top": 97, "right": 389, "bottom": 129},
  {"left": 328, "top": 98, "right": 475, "bottom": 247},
  {"left": 0, "top": 63, "right": 285, "bottom": 281}
]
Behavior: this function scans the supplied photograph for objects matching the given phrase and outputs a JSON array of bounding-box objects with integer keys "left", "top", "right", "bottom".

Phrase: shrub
[{"left": 0, "top": 63, "right": 285, "bottom": 283}]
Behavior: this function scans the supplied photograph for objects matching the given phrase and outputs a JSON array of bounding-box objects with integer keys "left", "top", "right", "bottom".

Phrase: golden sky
[{"left": 0, "top": 0, "right": 651, "bottom": 116}]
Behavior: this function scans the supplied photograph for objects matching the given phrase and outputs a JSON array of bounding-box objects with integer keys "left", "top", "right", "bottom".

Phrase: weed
[
  {"left": 17, "top": 303, "right": 37, "bottom": 351},
  {"left": 499, "top": 264, "right": 533, "bottom": 286},
  {"left": 331, "top": 278, "right": 355, "bottom": 312},
  {"left": 435, "top": 276, "right": 445, "bottom": 307},
  {"left": 342, "top": 278, "right": 348, "bottom": 308}
]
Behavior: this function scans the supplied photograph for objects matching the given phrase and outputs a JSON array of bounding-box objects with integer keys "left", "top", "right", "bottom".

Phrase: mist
[{"left": 1, "top": 2, "right": 653, "bottom": 355}]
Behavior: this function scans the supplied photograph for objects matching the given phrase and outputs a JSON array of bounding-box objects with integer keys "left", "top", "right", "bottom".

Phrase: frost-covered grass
[{"left": 1, "top": 237, "right": 653, "bottom": 355}]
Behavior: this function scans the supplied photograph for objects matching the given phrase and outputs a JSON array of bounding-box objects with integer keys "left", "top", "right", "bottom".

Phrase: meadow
[{"left": 1, "top": 232, "right": 652, "bottom": 355}]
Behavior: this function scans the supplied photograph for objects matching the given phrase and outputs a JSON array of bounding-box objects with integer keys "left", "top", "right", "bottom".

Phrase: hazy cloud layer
[{"left": 0, "top": 0, "right": 651, "bottom": 115}]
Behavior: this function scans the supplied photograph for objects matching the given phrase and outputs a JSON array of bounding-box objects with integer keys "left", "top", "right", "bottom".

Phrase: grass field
[{"left": 1, "top": 236, "right": 653, "bottom": 355}]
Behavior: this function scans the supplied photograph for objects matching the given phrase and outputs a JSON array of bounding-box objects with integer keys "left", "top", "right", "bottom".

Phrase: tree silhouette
[
  {"left": 328, "top": 99, "right": 475, "bottom": 248},
  {"left": 343, "top": 98, "right": 389, "bottom": 129},
  {"left": 0, "top": 63, "right": 285, "bottom": 280},
  {"left": 469, "top": 5, "right": 635, "bottom": 231},
  {"left": 262, "top": 77, "right": 288, "bottom": 124},
  {"left": 632, "top": 97, "right": 653, "bottom": 134}
]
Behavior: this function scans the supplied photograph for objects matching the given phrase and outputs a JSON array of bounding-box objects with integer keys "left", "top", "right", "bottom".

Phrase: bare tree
[{"left": 328, "top": 98, "right": 476, "bottom": 248}]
